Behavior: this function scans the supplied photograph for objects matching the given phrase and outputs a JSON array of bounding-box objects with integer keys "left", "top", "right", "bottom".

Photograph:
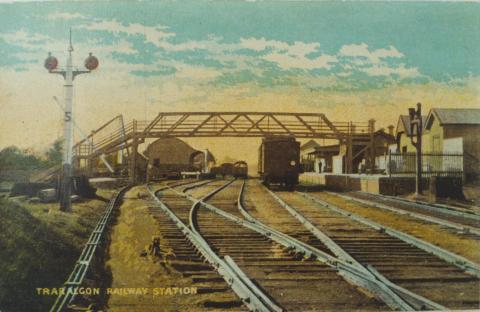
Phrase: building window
[
  {"left": 402, "top": 146, "right": 407, "bottom": 154},
  {"left": 153, "top": 158, "right": 160, "bottom": 167}
]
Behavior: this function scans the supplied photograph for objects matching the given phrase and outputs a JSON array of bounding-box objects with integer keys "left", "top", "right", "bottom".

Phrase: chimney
[{"left": 388, "top": 125, "right": 394, "bottom": 136}]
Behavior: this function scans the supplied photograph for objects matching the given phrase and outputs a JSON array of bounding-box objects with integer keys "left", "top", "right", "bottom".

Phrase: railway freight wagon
[
  {"left": 258, "top": 136, "right": 300, "bottom": 188},
  {"left": 232, "top": 161, "right": 248, "bottom": 178},
  {"left": 220, "top": 163, "right": 234, "bottom": 176},
  {"left": 210, "top": 163, "right": 234, "bottom": 177}
]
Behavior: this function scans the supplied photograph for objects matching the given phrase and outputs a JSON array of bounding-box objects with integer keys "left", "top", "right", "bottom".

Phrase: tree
[
  {"left": 0, "top": 140, "right": 64, "bottom": 171},
  {"left": 45, "top": 139, "right": 63, "bottom": 167},
  {"left": 0, "top": 146, "right": 45, "bottom": 170}
]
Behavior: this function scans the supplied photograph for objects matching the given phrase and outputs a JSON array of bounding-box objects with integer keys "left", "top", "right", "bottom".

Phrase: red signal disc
[
  {"left": 44, "top": 56, "right": 58, "bottom": 71},
  {"left": 85, "top": 55, "right": 99, "bottom": 70}
]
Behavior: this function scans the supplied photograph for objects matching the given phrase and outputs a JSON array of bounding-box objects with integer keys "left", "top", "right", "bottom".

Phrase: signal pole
[
  {"left": 45, "top": 29, "right": 99, "bottom": 212},
  {"left": 408, "top": 102, "right": 423, "bottom": 196},
  {"left": 204, "top": 149, "right": 210, "bottom": 173}
]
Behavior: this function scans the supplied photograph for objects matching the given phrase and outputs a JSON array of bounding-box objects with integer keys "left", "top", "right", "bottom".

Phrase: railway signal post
[
  {"left": 44, "top": 30, "right": 99, "bottom": 212},
  {"left": 408, "top": 102, "right": 423, "bottom": 196}
]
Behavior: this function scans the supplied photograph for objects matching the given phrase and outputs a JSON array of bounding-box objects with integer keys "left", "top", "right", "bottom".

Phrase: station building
[
  {"left": 301, "top": 128, "right": 395, "bottom": 175},
  {"left": 144, "top": 138, "right": 215, "bottom": 180},
  {"left": 300, "top": 107, "right": 479, "bottom": 194},
  {"left": 422, "top": 108, "right": 480, "bottom": 180},
  {"left": 393, "top": 108, "right": 480, "bottom": 180}
]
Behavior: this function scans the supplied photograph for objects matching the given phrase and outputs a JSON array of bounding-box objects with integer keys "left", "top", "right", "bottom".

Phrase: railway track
[
  {"left": 152, "top": 180, "right": 395, "bottom": 311},
  {"left": 361, "top": 192, "right": 480, "bottom": 215},
  {"left": 43, "top": 176, "right": 480, "bottom": 311},
  {"left": 192, "top": 180, "right": 389, "bottom": 311},
  {"left": 253, "top": 182, "right": 480, "bottom": 310},
  {"left": 50, "top": 185, "right": 131, "bottom": 312},
  {"left": 176, "top": 179, "right": 462, "bottom": 311},
  {"left": 147, "top": 180, "right": 248, "bottom": 311},
  {"left": 335, "top": 191, "right": 480, "bottom": 237}
]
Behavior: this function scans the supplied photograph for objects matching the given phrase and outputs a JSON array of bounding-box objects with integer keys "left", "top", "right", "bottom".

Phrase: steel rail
[
  {"left": 182, "top": 179, "right": 217, "bottom": 193},
  {"left": 327, "top": 191, "right": 480, "bottom": 236},
  {"left": 263, "top": 185, "right": 447, "bottom": 311},
  {"left": 299, "top": 191, "right": 480, "bottom": 278},
  {"left": 150, "top": 178, "right": 215, "bottom": 195},
  {"left": 174, "top": 181, "right": 441, "bottom": 311},
  {"left": 432, "top": 202, "right": 480, "bottom": 214},
  {"left": 148, "top": 182, "right": 283, "bottom": 312},
  {"left": 172, "top": 183, "right": 316, "bottom": 259},
  {"left": 50, "top": 185, "right": 130, "bottom": 312},
  {"left": 357, "top": 191, "right": 480, "bottom": 221},
  {"left": 188, "top": 180, "right": 283, "bottom": 312},
  {"left": 377, "top": 192, "right": 480, "bottom": 214}
]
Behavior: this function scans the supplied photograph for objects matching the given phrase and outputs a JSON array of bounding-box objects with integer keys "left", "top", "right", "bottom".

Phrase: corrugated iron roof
[
  {"left": 432, "top": 108, "right": 480, "bottom": 125},
  {"left": 310, "top": 144, "right": 340, "bottom": 155}
]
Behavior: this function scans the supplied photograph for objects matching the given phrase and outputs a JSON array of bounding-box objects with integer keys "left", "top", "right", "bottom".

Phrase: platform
[{"left": 300, "top": 172, "right": 427, "bottom": 195}]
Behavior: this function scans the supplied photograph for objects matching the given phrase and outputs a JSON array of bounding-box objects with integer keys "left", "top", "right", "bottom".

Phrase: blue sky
[
  {"left": 1, "top": 2, "right": 479, "bottom": 87},
  {"left": 0, "top": 1, "right": 479, "bottom": 152}
]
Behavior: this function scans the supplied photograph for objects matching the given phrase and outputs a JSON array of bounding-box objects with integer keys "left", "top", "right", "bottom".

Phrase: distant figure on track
[
  {"left": 149, "top": 236, "right": 161, "bottom": 257},
  {"left": 141, "top": 236, "right": 177, "bottom": 272},
  {"left": 161, "top": 247, "right": 177, "bottom": 269}
]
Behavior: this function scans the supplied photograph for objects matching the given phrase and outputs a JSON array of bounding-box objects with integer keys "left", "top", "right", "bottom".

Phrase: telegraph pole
[
  {"left": 204, "top": 149, "right": 210, "bottom": 173},
  {"left": 408, "top": 102, "right": 423, "bottom": 196},
  {"left": 44, "top": 29, "right": 99, "bottom": 212}
]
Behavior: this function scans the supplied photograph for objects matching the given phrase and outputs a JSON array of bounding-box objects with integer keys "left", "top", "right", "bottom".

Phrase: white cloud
[
  {"left": 1, "top": 21, "right": 421, "bottom": 88},
  {"left": 339, "top": 43, "right": 404, "bottom": 64},
  {"left": 373, "top": 46, "right": 404, "bottom": 59},
  {"left": 286, "top": 41, "right": 320, "bottom": 57},
  {"left": 339, "top": 43, "right": 418, "bottom": 79},
  {"left": 0, "top": 30, "right": 64, "bottom": 66},
  {"left": 80, "top": 20, "right": 213, "bottom": 53},
  {"left": 239, "top": 37, "right": 289, "bottom": 52},
  {"left": 46, "top": 12, "right": 86, "bottom": 20},
  {"left": 0, "top": 29, "right": 54, "bottom": 49},
  {"left": 239, "top": 37, "right": 320, "bottom": 57},
  {"left": 239, "top": 37, "right": 333, "bottom": 70},
  {"left": 340, "top": 43, "right": 370, "bottom": 57},
  {"left": 264, "top": 52, "right": 337, "bottom": 70},
  {"left": 84, "top": 38, "right": 137, "bottom": 55},
  {"left": 362, "top": 63, "right": 420, "bottom": 78},
  {"left": 78, "top": 20, "right": 410, "bottom": 74},
  {"left": 79, "top": 20, "right": 175, "bottom": 46}
]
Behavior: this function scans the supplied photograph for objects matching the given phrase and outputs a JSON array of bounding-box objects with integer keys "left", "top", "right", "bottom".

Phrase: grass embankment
[{"left": 0, "top": 190, "right": 114, "bottom": 312}]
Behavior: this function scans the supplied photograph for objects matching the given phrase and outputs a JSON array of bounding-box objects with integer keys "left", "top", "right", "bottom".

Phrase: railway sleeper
[
  {"left": 202, "top": 299, "right": 244, "bottom": 309},
  {"left": 150, "top": 185, "right": 286, "bottom": 312}
]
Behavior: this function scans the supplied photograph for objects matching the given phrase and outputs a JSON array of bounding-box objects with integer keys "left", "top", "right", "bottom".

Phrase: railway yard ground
[
  {"left": 102, "top": 184, "right": 244, "bottom": 312},
  {"left": 74, "top": 177, "right": 479, "bottom": 312},
  {"left": 463, "top": 183, "right": 480, "bottom": 207},
  {"left": 295, "top": 190, "right": 480, "bottom": 263},
  {"left": 3, "top": 178, "right": 479, "bottom": 311}
]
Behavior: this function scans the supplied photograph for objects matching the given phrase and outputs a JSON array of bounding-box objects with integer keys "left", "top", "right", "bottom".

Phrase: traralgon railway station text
[{"left": 36, "top": 287, "right": 197, "bottom": 296}]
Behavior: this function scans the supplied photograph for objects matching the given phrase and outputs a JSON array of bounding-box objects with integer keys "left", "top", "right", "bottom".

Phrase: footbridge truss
[{"left": 73, "top": 112, "right": 376, "bottom": 180}]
